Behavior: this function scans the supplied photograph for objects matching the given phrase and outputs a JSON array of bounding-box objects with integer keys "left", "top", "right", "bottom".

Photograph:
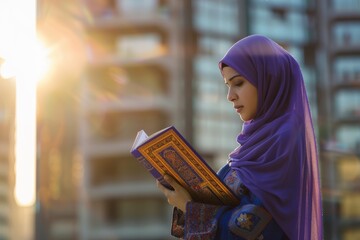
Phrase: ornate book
[{"left": 130, "top": 126, "right": 239, "bottom": 206}]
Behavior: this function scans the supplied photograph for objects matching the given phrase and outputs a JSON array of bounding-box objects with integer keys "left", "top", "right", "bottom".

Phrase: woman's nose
[{"left": 227, "top": 88, "right": 236, "bottom": 102}]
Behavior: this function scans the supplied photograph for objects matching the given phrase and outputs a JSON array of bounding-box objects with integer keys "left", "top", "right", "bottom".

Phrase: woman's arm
[{"left": 157, "top": 175, "right": 286, "bottom": 240}]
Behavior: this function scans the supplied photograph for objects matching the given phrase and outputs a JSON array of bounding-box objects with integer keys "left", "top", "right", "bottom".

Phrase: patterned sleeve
[
  {"left": 171, "top": 202, "right": 225, "bottom": 239},
  {"left": 171, "top": 207, "right": 185, "bottom": 238},
  {"left": 171, "top": 166, "right": 287, "bottom": 239},
  {"left": 171, "top": 201, "right": 282, "bottom": 240}
]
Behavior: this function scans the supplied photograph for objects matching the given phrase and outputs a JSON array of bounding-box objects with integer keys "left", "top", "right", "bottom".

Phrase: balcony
[
  {"left": 332, "top": 105, "right": 360, "bottom": 126},
  {"left": 88, "top": 223, "right": 170, "bottom": 240},
  {"left": 87, "top": 53, "right": 173, "bottom": 69},
  {"left": 330, "top": 44, "right": 360, "bottom": 58},
  {"left": 89, "top": 182, "right": 161, "bottom": 199},
  {"left": 332, "top": 78, "right": 360, "bottom": 90},
  {"left": 83, "top": 14, "right": 175, "bottom": 33},
  {"left": 83, "top": 0, "right": 176, "bottom": 32},
  {"left": 329, "top": 10, "right": 360, "bottom": 23},
  {"left": 334, "top": 116, "right": 360, "bottom": 126},
  {"left": 83, "top": 95, "right": 172, "bottom": 114}
]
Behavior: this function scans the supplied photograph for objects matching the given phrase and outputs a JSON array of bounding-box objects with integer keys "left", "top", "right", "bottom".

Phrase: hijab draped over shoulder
[{"left": 219, "top": 35, "right": 323, "bottom": 240}]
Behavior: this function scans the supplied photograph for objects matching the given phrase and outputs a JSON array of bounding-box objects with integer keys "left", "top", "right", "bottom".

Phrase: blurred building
[
  {"left": 247, "top": 0, "right": 360, "bottom": 238},
  {"left": 34, "top": 0, "right": 360, "bottom": 240},
  {"left": 317, "top": 0, "right": 360, "bottom": 239},
  {"left": 186, "top": 0, "right": 247, "bottom": 167},
  {"left": 247, "top": 0, "right": 318, "bottom": 123},
  {"left": 35, "top": 0, "right": 317, "bottom": 240},
  {"left": 0, "top": 74, "right": 15, "bottom": 240},
  {"left": 35, "top": 1, "right": 86, "bottom": 239},
  {"left": 77, "top": 0, "right": 247, "bottom": 239},
  {"left": 78, "top": 0, "right": 184, "bottom": 239}
]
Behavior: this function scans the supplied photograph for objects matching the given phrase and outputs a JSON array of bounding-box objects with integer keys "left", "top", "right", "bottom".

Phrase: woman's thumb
[{"left": 164, "top": 175, "right": 180, "bottom": 189}]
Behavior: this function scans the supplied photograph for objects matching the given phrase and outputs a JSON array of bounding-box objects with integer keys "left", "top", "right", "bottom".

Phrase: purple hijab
[{"left": 219, "top": 35, "right": 323, "bottom": 240}]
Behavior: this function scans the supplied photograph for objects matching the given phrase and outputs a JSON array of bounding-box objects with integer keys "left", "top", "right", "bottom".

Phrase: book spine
[{"left": 131, "top": 149, "right": 173, "bottom": 190}]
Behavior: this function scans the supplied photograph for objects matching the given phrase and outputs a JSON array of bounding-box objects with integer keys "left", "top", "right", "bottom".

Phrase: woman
[{"left": 157, "top": 35, "right": 323, "bottom": 240}]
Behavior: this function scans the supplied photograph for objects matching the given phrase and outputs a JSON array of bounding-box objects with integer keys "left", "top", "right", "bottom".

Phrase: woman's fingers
[
  {"left": 156, "top": 180, "right": 170, "bottom": 195},
  {"left": 156, "top": 175, "right": 191, "bottom": 212},
  {"left": 164, "top": 175, "right": 180, "bottom": 190},
  {"left": 156, "top": 179, "right": 174, "bottom": 204}
]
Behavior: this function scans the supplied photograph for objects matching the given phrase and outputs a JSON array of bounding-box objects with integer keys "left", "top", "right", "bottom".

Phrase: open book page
[
  {"left": 131, "top": 130, "right": 148, "bottom": 151},
  {"left": 131, "top": 126, "right": 173, "bottom": 151}
]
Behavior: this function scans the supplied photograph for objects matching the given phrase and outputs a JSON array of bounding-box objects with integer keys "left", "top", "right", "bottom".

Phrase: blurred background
[{"left": 0, "top": 0, "right": 359, "bottom": 239}]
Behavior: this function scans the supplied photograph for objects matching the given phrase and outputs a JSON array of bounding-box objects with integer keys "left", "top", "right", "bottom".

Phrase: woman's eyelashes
[
  {"left": 231, "top": 79, "right": 243, "bottom": 87},
  {"left": 224, "top": 79, "right": 243, "bottom": 88},
  {"left": 234, "top": 80, "right": 243, "bottom": 87}
]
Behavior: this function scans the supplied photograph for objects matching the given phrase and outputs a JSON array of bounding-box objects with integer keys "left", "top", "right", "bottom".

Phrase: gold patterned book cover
[{"left": 130, "top": 126, "right": 240, "bottom": 206}]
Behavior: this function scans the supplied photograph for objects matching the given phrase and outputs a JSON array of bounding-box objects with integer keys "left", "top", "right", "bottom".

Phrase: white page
[{"left": 131, "top": 130, "right": 148, "bottom": 150}]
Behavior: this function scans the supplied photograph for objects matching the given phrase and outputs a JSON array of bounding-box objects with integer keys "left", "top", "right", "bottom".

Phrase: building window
[
  {"left": 333, "top": 23, "right": 360, "bottom": 47},
  {"left": 334, "top": 57, "right": 360, "bottom": 83},
  {"left": 193, "top": 37, "right": 241, "bottom": 153},
  {"left": 335, "top": 90, "right": 360, "bottom": 117},
  {"left": 336, "top": 126, "right": 360, "bottom": 150},
  {"left": 249, "top": 7, "right": 309, "bottom": 42},
  {"left": 193, "top": 0, "right": 240, "bottom": 34},
  {"left": 332, "top": 0, "right": 360, "bottom": 11}
]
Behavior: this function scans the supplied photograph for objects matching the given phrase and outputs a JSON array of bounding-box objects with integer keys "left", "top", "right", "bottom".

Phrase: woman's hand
[{"left": 157, "top": 175, "right": 192, "bottom": 213}]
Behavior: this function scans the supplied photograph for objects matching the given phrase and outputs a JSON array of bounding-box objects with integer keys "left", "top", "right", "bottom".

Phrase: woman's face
[{"left": 223, "top": 66, "right": 258, "bottom": 122}]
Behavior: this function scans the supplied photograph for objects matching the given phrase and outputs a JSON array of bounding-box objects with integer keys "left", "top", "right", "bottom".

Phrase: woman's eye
[{"left": 235, "top": 81, "right": 243, "bottom": 87}]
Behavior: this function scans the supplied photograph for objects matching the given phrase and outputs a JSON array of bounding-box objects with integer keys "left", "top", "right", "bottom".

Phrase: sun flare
[
  {"left": 0, "top": 0, "right": 49, "bottom": 206},
  {"left": 0, "top": 39, "right": 50, "bottom": 82}
]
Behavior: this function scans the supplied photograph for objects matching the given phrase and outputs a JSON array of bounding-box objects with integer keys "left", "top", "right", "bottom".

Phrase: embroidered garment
[
  {"left": 171, "top": 164, "right": 288, "bottom": 240},
  {"left": 219, "top": 35, "right": 323, "bottom": 239}
]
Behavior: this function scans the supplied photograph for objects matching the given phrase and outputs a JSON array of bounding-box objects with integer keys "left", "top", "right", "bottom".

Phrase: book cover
[{"left": 130, "top": 126, "right": 239, "bottom": 206}]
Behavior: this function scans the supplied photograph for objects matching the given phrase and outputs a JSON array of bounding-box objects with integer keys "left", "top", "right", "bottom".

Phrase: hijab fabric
[{"left": 219, "top": 35, "right": 323, "bottom": 240}]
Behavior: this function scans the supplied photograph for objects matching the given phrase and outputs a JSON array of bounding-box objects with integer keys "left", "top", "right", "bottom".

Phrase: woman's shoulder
[
  {"left": 220, "top": 165, "right": 262, "bottom": 205},
  {"left": 261, "top": 112, "right": 303, "bottom": 142}
]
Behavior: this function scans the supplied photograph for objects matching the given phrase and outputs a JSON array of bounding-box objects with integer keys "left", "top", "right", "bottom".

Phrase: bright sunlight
[{"left": 0, "top": 0, "right": 50, "bottom": 206}]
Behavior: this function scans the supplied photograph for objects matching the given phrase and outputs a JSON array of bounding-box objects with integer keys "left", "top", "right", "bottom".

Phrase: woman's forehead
[{"left": 222, "top": 67, "right": 241, "bottom": 81}]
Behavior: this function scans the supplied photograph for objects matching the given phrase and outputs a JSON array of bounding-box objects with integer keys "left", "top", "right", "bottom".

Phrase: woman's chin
[{"left": 239, "top": 115, "right": 248, "bottom": 122}]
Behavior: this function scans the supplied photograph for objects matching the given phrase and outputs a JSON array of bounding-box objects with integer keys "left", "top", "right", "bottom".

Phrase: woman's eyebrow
[{"left": 224, "top": 74, "right": 242, "bottom": 84}]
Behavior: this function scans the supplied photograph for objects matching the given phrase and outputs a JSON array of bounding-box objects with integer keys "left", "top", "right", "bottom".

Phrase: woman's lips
[{"left": 235, "top": 106, "right": 244, "bottom": 113}]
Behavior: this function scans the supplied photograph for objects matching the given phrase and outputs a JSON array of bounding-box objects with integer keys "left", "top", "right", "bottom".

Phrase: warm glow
[
  {"left": 0, "top": 40, "right": 50, "bottom": 81},
  {"left": 0, "top": 0, "right": 48, "bottom": 206},
  {"left": 14, "top": 74, "right": 37, "bottom": 207}
]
